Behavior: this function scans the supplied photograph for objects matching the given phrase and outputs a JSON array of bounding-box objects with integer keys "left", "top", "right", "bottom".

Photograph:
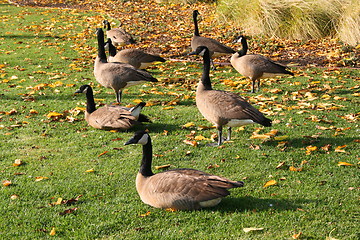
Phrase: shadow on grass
[
  {"left": 263, "top": 136, "right": 358, "bottom": 149},
  {"left": 216, "top": 196, "right": 312, "bottom": 212},
  {"left": 132, "top": 122, "right": 180, "bottom": 133},
  {"left": 0, "top": 34, "right": 66, "bottom": 39}
]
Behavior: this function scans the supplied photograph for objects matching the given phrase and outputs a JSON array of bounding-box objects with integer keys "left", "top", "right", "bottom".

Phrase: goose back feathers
[
  {"left": 106, "top": 39, "right": 165, "bottom": 69},
  {"left": 124, "top": 131, "right": 243, "bottom": 210},
  {"left": 103, "top": 20, "right": 135, "bottom": 46}
]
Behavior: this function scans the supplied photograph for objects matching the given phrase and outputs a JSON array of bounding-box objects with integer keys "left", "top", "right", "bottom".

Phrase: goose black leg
[
  {"left": 227, "top": 127, "right": 232, "bottom": 141},
  {"left": 116, "top": 90, "right": 122, "bottom": 103}
]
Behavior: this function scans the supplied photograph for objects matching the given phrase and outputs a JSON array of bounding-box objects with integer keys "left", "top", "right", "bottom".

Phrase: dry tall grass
[{"left": 216, "top": 0, "right": 360, "bottom": 45}]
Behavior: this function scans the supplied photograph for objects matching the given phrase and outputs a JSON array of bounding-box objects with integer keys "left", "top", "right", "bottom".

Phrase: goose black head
[
  {"left": 188, "top": 45, "right": 209, "bottom": 56},
  {"left": 124, "top": 131, "right": 150, "bottom": 146},
  {"left": 233, "top": 35, "right": 246, "bottom": 44},
  {"left": 75, "top": 84, "right": 91, "bottom": 94}
]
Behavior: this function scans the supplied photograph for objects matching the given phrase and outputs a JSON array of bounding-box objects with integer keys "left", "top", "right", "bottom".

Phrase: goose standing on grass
[
  {"left": 124, "top": 131, "right": 244, "bottom": 210},
  {"left": 105, "top": 38, "right": 166, "bottom": 69},
  {"left": 75, "top": 85, "right": 151, "bottom": 130},
  {"left": 191, "top": 10, "right": 235, "bottom": 70},
  {"left": 231, "top": 35, "right": 294, "bottom": 93},
  {"left": 103, "top": 20, "right": 136, "bottom": 47},
  {"left": 190, "top": 46, "right": 272, "bottom": 146},
  {"left": 94, "top": 28, "right": 158, "bottom": 103}
]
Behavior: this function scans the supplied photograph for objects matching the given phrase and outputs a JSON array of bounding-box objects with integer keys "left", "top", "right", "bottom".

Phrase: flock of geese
[{"left": 75, "top": 10, "right": 294, "bottom": 210}]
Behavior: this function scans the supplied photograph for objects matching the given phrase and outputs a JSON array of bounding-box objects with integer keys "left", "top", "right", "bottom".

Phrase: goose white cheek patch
[{"left": 138, "top": 134, "right": 149, "bottom": 145}]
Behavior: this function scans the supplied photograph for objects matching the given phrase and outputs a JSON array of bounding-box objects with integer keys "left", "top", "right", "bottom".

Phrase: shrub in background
[
  {"left": 337, "top": 0, "right": 360, "bottom": 46},
  {"left": 216, "top": 0, "right": 360, "bottom": 46}
]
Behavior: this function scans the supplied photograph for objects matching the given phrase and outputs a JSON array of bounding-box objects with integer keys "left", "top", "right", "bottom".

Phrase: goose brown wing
[
  {"left": 246, "top": 55, "right": 293, "bottom": 74},
  {"left": 192, "top": 36, "right": 235, "bottom": 54},
  {"left": 103, "top": 63, "right": 158, "bottom": 83},
  {"left": 203, "top": 90, "right": 266, "bottom": 122},
  {"left": 90, "top": 105, "right": 137, "bottom": 130},
  {"left": 147, "top": 169, "right": 243, "bottom": 204}
]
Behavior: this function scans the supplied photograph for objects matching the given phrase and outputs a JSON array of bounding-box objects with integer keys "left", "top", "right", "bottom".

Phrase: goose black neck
[
  {"left": 139, "top": 140, "right": 154, "bottom": 177},
  {"left": 201, "top": 49, "right": 212, "bottom": 90},
  {"left": 97, "top": 29, "right": 107, "bottom": 62},
  {"left": 85, "top": 87, "right": 96, "bottom": 114},
  {"left": 238, "top": 37, "right": 248, "bottom": 56},
  {"left": 193, "top": 11, "right": 200, "bottom": 36},
  {"left": 108, "top": 40, "right": 117, "bottom": 57},
  {"left": 105, "top": 21, "right": 111, "bottom": 31}
]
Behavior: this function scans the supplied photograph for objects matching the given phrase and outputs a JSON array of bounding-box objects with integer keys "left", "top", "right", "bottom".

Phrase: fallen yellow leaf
[
  {"left": 292, "top": 232, "right": 302, "bottom": 239},
  {"left": 154, "top": 164, "right": 171, "bottom": 170},
  {"left": 29, "top": 109, "right": 38, "bottom": 114},
  {"left": 10, "top": 194, "right": 19, "bottom": 200},
  {"left": 197, "top": 125, "right": 215, "bottom": 130},
  {"left": 250, "top": 134, "right": 271, "bottom": 140},
  {"left": 133, "top": 99, "right": 143, "bottom": 104},
  {"left": 49, "top": 227, "right": 56, "bottom": 236},
  {"left": 94, "top": 98, "right": 105, "bottom": 102},
  {"left": 243, "top": 227, "right": 264, "bottom": 233},
  {"left": 2, "top": 180, "right": 12, "bottom": 186},
  {"left": 263, "top": 180, "right": 277, "bottom": 188},
  {"left": 289, "top": 166, "right": 303, "bottom": 172},
  {"left": 35, "top": 176, "right": 49, "bottom": 182},
  {"left": 46, "top": 112, "right": 63, "bottom": 118},
  {"left": 74, "top": 106, "right": 86, "bottom": 111},
  {"left": 194, "top": 135, "right": 207, "bottom": 141},
  {"left": 306, "top": 145, "right": 318, "bottom": 155},
  {"left": 98, "top": 151, "right": 108, "bottom": 157},
  {"left": 85, "top": 169, "right": 95, "bottom": 173},
  {"left": 55, "top": 198, "right": 63, "bottom": 205},
  {"left": 337, "top": 162, "right": 353, "bottom": 166},
  {"left": 276, "top": 162, "right": 286, "bottom": 169},
  {"left": 334, "top": 145, "right": 347, "bottom": 153},
  {"left": 183, "top": 139, "right": 198, "bottom": 147},
  {"left": 13, "top": 159, "right": 22, "bottom": 167},
  {"left": 182, "top": 122, "right": 195, "bottom": 128},
  {"left": 274, "top": 135, "right": 288, "bottom": 141},
  {"left": 139, "top": 211, "right": 151, "bottom": 217}
]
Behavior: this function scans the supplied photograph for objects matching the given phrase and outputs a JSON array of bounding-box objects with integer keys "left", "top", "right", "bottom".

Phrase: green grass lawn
[{"left": 1, "top": 2, "right": 359, "bottom": 239}]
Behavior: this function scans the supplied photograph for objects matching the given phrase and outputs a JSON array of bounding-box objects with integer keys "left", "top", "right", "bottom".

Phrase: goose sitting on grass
[
  {"left": 75, "top": 85, "right": 150, "bottom": 130},
  {"left": 124, "top": 131, "right": 244, "bottom": 210}
]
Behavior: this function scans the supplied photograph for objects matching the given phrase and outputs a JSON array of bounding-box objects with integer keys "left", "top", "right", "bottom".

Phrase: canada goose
[
  {"left": 103, "top": 20, "right": 136, "bottom": 47},
  {"left": 231, "top": 35, "right": 294, "bottom": 93},
  {"left": 75, "top": 85, "right": 150, "bottom": 130},
  {"left": 190, "top": 46, "right": 272, "bottom": 146},
  {"left": 124, "top": 131, "right": 244, "bottom": 210},
  {"left": 94, "top": 28, "right": 158, "bottom": 103},
  {"left": 105, "top": 38, "right": 166, "bottom": 69},
  {"left": 191, "top": 10, "right": 235, "bottom": 69}
]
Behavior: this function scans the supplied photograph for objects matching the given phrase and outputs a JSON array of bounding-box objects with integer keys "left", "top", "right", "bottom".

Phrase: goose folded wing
[
  {"left": 92, "top": 106, "right": 137, "bottom": 129},
  {"left": 148, "top": 169, "right": 242, "bottom": 203}
]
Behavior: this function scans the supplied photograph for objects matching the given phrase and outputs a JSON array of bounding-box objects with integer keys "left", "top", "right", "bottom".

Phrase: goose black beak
[{"left": 124, "top": 138, "right": 137, "bottom": 145}]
